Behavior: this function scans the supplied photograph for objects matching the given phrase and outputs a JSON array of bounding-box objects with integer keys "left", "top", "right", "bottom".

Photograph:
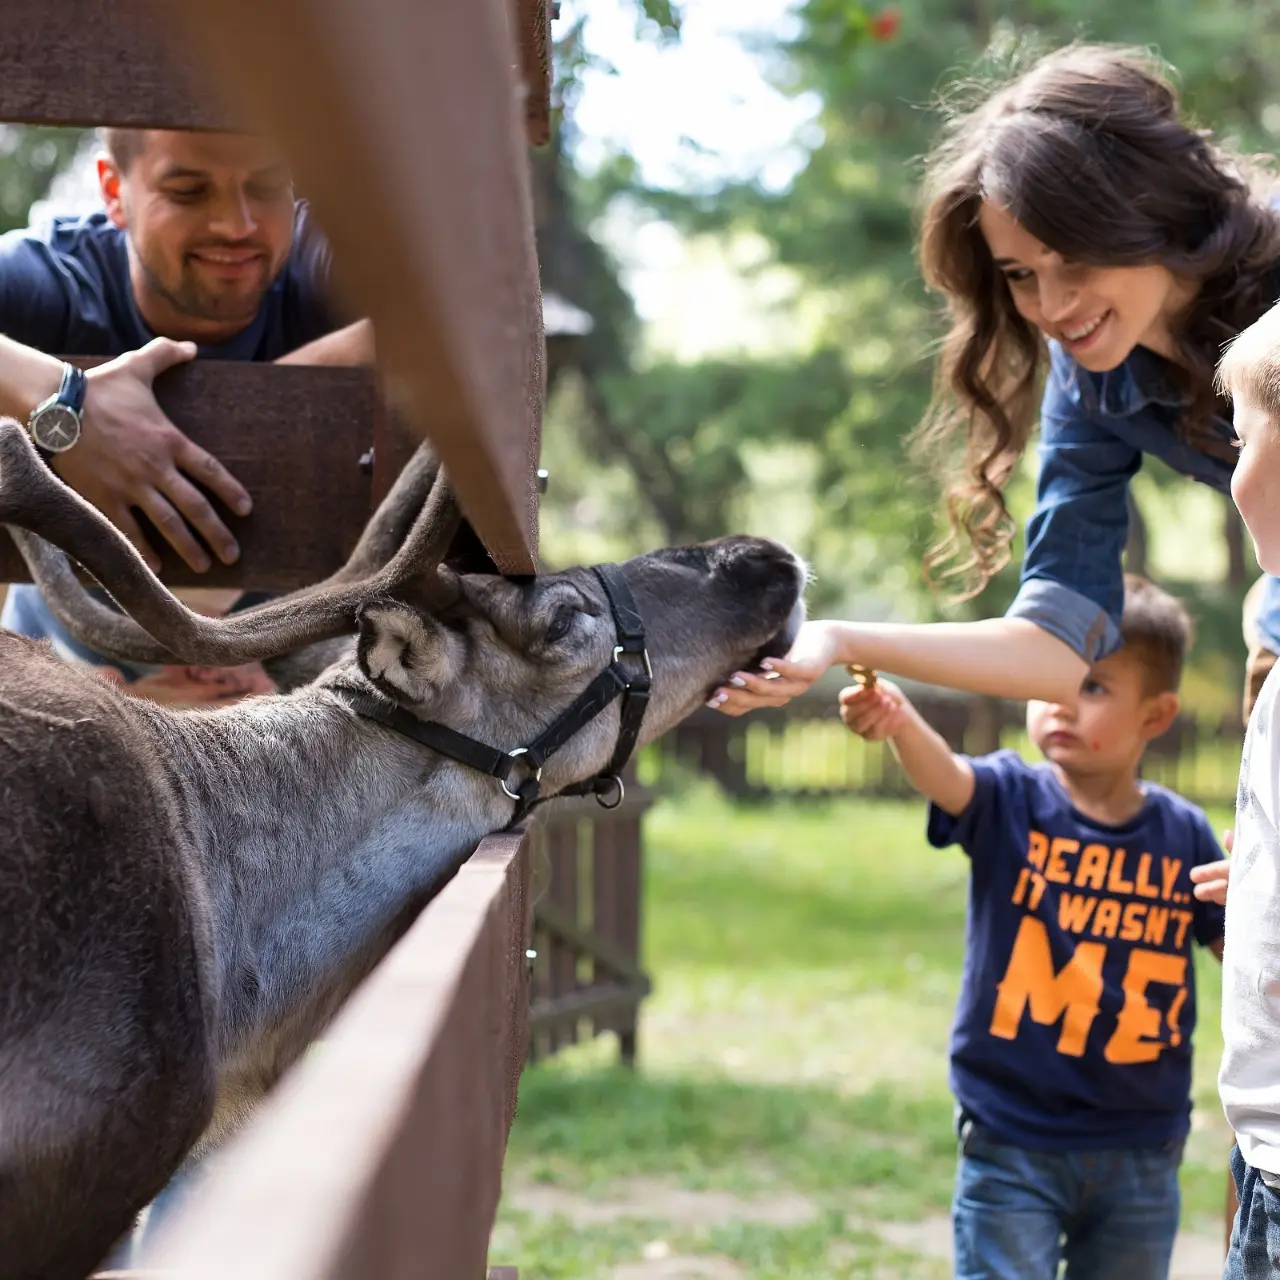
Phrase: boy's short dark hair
[{"left": 1120, "top": 574, "right": 1193, "bottom": 694}]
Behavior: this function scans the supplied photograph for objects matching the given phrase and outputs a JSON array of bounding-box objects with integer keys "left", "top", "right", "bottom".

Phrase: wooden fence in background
[
  {"left": 653, "top": 689, "right": 1246, "bottom": 811},
  {"left": 528, "top": 768, "right": 652, "bottom": 1065}
]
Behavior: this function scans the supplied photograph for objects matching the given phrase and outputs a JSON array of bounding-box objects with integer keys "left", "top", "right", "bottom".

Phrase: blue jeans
[
  {"left": 952, "top": 1117, "right": 1182, "bottom": 1280},
  {"left": 1225, "top": 1143, "right": 1280, "bottom": 1279}
]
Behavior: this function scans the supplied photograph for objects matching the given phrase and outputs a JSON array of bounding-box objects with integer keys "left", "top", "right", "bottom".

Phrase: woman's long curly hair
[{"left": 917, "top": 43, "right": 1280, "bottom": 596}]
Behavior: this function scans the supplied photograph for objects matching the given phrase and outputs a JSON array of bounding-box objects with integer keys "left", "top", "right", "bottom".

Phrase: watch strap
[{"left": 57, "top": 361, "right": 86, "bottom": 414}]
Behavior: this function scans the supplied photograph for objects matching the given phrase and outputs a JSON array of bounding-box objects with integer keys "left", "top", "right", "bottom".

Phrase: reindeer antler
[{"left": 3, "top": 418, "right": 461, "bottom": 666}]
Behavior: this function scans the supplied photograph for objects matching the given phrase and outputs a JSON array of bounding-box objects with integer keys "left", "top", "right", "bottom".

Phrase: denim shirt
[{"left": 1009, "top": 339, "right": 1280, "bottom": 658}]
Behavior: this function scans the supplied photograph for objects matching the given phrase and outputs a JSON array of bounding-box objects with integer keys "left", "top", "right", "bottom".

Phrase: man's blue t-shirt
[
  {"left": 0, "top": 203, "right": 337, "bottom": 671},
  {"left": 928, "top": 750, "right": 1225, "bottom": 1151},
  {"left": 0, "top": 204, "right": 335, "bottom": 359}
]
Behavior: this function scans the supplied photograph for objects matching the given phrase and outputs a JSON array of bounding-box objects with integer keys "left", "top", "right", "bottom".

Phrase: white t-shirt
[{"left": 1221, "top": 660, "right": 1280, "bottom": 1174}]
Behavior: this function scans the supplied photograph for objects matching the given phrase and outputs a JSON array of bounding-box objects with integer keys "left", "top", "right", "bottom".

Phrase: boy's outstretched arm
[{"left": 840, "top": 678, "right": 976, "bottom": 817}]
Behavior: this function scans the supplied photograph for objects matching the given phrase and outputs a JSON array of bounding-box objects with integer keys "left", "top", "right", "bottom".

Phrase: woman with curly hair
[
  {"left": 712, "top": 42, "right": 1280, "bottom": 719},
  {"left": 711, "top": 41, "right": 1271, "bottom": 1276}
]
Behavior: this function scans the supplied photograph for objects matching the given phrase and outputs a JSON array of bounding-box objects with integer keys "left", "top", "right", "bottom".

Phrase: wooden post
[{"left": 152, "top": 0, "right": 545, "bottom": 572}]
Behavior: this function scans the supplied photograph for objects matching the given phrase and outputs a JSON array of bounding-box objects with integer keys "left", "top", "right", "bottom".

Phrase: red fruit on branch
[{"left": 869, "top": 7, "right": 901, "bottom": 41}]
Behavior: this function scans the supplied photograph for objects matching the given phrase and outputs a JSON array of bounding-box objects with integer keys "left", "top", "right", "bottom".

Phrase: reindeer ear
[{"left": 356, "top": 603, "right": 460, "bottom": 703}]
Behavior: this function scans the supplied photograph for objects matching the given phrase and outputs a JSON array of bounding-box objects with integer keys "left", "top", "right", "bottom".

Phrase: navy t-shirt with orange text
[{"left": 928, "top": 750, "right": 1225, "bottom": 1151}]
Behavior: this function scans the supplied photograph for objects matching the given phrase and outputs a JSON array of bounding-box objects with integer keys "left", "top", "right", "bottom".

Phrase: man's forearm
[
  {"left": 889, "top": 707, "right": 976, "bottom": 817},
  {"left": 276, "top": 318, "right": 374, "bottom": 368},
  {"left": 0, "top": 335, "right": 68, "bottom": 423}
]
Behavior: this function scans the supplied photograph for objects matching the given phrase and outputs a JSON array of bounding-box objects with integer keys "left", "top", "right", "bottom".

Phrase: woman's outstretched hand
[{"left": 707, "top": 619, "right": 843, "bottom": 716}]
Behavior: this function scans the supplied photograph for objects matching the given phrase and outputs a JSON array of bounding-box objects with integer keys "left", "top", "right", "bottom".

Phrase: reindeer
[{"left": 0, "top": 417, "right": 806, "bottom": 1280}]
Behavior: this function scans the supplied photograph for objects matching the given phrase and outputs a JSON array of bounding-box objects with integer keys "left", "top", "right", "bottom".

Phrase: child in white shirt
[{"left": 1215, "top": 299, "right": 1280, "bottom": 1279}]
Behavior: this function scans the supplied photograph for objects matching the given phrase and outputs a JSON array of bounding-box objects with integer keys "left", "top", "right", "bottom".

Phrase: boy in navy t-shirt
[{"left": 840, "top": 575, "right": 1227, "bottom": 1280}]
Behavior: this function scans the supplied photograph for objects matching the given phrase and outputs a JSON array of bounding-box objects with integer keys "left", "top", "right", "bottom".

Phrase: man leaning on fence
[{"left": 0, "top": 126, "right": 371, "bottom": 704}]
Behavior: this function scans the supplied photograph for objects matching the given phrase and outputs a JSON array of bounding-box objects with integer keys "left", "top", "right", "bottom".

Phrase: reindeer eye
[{"left": 545, "top": 608, "right": 577, "bottom": 644}]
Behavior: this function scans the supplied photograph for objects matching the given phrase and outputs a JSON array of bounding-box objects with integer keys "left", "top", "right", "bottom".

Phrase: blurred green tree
[
  {"left": 0, "top": 127, "right": 91, "bottom": 234},
  {"left": 538, "top": 0, "right": 1276, "bottom": 713}
]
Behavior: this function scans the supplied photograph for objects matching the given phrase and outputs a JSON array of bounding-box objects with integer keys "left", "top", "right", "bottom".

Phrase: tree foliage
[
  {"left": 539, "top": 0, "right": 1278, "bottom": 700},
  {"left": 0, "top": 127, "right": 90, "bottom": 235}
]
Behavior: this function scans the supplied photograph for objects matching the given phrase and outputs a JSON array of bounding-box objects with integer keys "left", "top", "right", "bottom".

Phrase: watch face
[{"left": 32, "top": 404, "right": 81, "bottom": 453}]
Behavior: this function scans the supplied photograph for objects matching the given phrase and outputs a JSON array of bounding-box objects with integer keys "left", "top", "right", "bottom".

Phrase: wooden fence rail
[
  {"left": 654, "top": 689, "right": 1246, "bottom": 810},
  {"left": 104, "top": 831, "right": 531, "bottom": 1280}
]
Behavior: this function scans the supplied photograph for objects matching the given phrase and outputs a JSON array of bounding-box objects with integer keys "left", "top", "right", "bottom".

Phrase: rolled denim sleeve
[
  {"left": 1253, "top": 575, "right": 1280, "bottom": 656},
  {"left": 1008, "top": 359, "right": 1141, "bottom": 664}
]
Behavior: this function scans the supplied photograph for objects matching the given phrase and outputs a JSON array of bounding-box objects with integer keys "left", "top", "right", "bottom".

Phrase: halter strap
[{"left": 331, "top": 563, "right": 652, "bottom": 827}]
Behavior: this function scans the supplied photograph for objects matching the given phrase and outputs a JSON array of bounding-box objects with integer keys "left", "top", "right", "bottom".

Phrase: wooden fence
[
  {"left": 5, "top": 0, "right": 557, "bottom": 1273},
  {"left": 97, "top": 831, "right": 532, "bottom": 1280},
  {"left": 656, "top": 688, "right": 1246, "bottom": 810},
  {"left": 527, "top": 769, "right": 652, "bottom": 1065},
  {"left": 89, "top": 781, "right": 655, "bottom": 1280}
]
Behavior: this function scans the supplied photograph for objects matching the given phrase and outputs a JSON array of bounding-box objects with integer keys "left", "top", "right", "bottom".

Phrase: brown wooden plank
[
  {"left": 0, "top": 0, "right": 552, "bottom": 143},
  {"left": 613, "top": 803, "right": 645, "bottom": 1064},
  {"left": 0, "top": 0, "right": 234, "bottom": 129},
  {"left": 146, "top": 832, "right": 530, "bottom": 1279},
  {"left": 591, "top": 811, "right": 619, "bottom": 1038},
  {"left": 546, "top": 815, "right": 580, "bottom": 1021},
  {"left": 0, "top": 361, "right": 377, "bottom": 590},
  {"left": 534, "top": 899, "right": 644, "bottom": 983},
  {"left": 529, "top": 981, "right": 652, "bottom": 1029},
  {"left": 517, "top": 0, "right": 553, "bottom": 147},
  {"left": 154, "top": 0, "right": 544, "bottom": 574}
]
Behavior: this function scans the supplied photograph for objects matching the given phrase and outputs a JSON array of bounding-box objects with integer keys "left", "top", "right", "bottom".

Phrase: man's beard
[{"left": 136, "top": 250, "right": 268, "bottom": 327}]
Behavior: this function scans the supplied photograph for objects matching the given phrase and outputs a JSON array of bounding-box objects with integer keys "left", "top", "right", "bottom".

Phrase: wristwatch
[{"left": 27, "top": 362, "right": 86, "bottom": 454}]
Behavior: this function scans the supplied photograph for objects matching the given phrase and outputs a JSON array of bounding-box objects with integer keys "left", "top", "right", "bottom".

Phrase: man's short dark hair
[
  {"left": 100, "top": 128, "right": 148, "bottom": 173},
  {"left": 1120, "top": 574, "right": 1193, "bottom": 694}
]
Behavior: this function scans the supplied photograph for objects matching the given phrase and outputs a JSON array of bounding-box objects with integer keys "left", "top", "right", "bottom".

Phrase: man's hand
[
  {"left": 839, "top": 678, "right": 911, "bottom": 742},
  {"left": 707, "top": 619, "right": 843, "bottom": 716},
  {"left": 1190, "top": 829, "right": 1233, "bottom": 907},
  {"left": 52, "top": 338, "right": 252, "bottom": 574}
]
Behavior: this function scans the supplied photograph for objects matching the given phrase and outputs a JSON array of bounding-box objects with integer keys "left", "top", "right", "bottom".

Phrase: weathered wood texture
[
  {"left": 143, "top": 832, "right": 531, "bottom": 1280},
  {"left": 0, "top": 361, "right": 383, "bottom": 590},
  {"left": 154, "top": 0, "right": 544, "bottom": 573},
  {"left": 0, "top": 0, "right": 552, "bottom": 147},
  {"left": 0, "top": 0, "right": 234, "bottom": 129},
  {"left": 517, "top": 0, "right": 553, "bottom": 146}
]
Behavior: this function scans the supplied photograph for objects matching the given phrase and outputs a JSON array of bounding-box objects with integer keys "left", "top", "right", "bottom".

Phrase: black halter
[{"left": 330, "top": 563, "right": 652, "bottom": 827}]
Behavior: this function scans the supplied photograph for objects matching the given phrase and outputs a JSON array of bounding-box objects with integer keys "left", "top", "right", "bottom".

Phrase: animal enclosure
[{"left": 0, "top": 0, "right": 555, "bottom": 1275}]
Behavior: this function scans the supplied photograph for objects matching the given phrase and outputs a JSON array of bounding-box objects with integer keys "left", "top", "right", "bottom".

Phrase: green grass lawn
[{"left": 492, "top": 784, "right": 1233, "bottom": 1278}]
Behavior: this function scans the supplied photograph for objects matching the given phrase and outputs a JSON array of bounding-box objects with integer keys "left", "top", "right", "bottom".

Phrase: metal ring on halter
[
  {"left": 613, "top": 644, "right": 653, "bottom": 680},
  {"left": 501, "top": 747, "right": 543, "bottom": 801},
  {"left": 595, "top": 774, "right": 625, "bottom": 810}
]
